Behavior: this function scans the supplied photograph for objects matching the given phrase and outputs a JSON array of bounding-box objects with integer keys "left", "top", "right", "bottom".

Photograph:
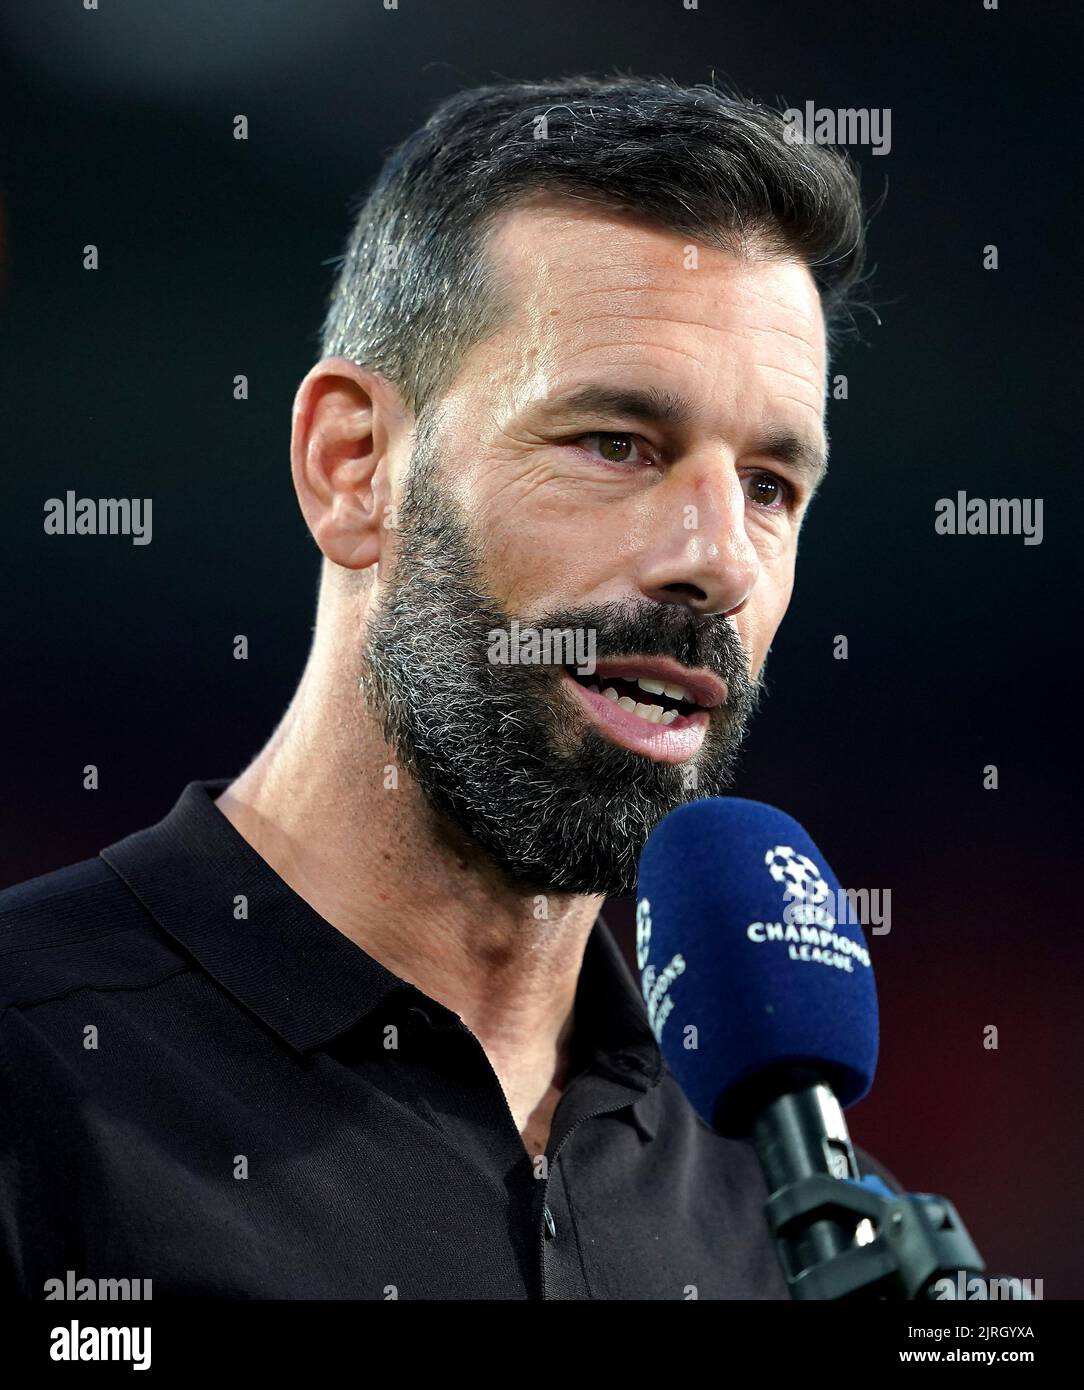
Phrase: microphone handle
[{"left": 751, "top": 1083, "right": 862, "bottom": 1278}]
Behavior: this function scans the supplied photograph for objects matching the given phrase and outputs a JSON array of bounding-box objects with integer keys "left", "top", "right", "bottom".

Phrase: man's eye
[
  {"left": 577, "top": 432, "right": 655, "bottom": 466},
  {"left": 743, "top": 472, "right": 791, "bottom": 510}
]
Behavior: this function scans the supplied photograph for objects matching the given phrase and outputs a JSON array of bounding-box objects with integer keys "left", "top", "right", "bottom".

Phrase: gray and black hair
[{"left": 321, "top": 74, "right": 867, "bottom": 421}]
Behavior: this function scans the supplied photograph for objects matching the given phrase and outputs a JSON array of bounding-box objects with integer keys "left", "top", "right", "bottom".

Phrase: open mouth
[
  {"left": 567, "top": 671, "right": 700, "bottom": 725},
  {"left": 559, "top": 660, "right": 725, "bottom": 764}
]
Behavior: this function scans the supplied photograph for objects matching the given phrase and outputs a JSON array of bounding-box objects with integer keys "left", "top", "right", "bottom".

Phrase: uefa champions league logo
[
  {"left": 764, "top": 845, "right": 836, "bottom": 928},
  {"left": 747, "top": 844, "right": 873, "bottom": 973}
]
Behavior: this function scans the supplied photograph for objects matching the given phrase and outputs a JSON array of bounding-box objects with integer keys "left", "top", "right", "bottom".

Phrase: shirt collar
[{"left": 100, "top": 779, "right": 664, "bottom": 1094}]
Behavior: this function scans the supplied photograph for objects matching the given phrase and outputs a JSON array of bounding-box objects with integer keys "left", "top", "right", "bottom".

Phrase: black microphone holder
[
  {"left": 766, "top": 1172, "right": 990, "bottom": 1300},
  {"left": 749, "top": 1083, "right": 1029, "bottom": 1300}
]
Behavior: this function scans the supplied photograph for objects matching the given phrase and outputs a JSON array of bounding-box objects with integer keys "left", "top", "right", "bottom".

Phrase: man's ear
[{"left": 290, "top": 358, "right": 403, "bottom": 571}]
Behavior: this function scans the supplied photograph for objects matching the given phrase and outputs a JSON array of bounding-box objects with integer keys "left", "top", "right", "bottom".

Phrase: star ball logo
[
  {"left": 746, "top": 845, "right": 873, "bottom": 972},
  {"left": 765, "top": 844, "right": 835, "bottom": 926}
]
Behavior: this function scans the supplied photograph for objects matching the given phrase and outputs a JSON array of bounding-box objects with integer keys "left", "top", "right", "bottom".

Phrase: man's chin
[
  {"left": 444, "top": 774, "right": 694, "bottom": 898},
  {"left": 488, "top": 850, "right": 642, "bottom": 900}
]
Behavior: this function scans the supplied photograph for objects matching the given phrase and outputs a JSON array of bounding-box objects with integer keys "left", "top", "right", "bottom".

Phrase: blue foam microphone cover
[{"left": 635, "top": 798, "right": 879, "bottom": 1136}]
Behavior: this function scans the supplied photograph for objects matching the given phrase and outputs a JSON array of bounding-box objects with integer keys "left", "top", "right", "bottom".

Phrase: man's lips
[
  {"left": 586, "top": 657, "right": 728, "bottom": 709},
  {"left": 560, "top": 657, "right": 726, "bottom": 764}
]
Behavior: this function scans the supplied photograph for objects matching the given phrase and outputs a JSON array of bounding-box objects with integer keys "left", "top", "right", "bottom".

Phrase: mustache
[{"left": 513, "top": 597, "right": 753, "bottom": 686}]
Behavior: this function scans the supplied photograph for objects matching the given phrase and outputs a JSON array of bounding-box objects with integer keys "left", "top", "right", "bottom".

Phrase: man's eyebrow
[
  {"left": 753, "top": 428, "right": 829, "bottom": 486},
  {"left": 537, "top": 384, "right": 698, "bottom": 430},
  {"left": 535, "top": 384, "right": 828, "bottom": 484}
]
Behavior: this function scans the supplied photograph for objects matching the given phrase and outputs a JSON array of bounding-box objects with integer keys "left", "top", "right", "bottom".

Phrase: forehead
[{"left": 469, "top": 193, "right": 827, "bottom": 434}]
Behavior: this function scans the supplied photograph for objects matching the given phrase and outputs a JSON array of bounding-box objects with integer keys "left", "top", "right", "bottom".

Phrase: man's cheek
[
  {"left": 742, "top": 602, "right": 788, "bottom": 678},
  {"left": 762, "top": 557, "right": 797, "bottom": 625},
  {"left": 480, "top": 526, "right": 600, "bottom": 612}
]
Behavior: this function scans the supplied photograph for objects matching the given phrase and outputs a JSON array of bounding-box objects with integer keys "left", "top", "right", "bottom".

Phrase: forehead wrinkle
[
  {"left": 555, "top": 307, "right": 766, "bottom": 338},
  {"left": 494, "top": 239, "right": 823, "bottom": 357},
  {"left": 505, "top": 246, "right": 818, "bottom": 315},
  {"left": 747, "top": 320, "right": 820, "bottom": 353},
  {"left": 753, "top": 359, "right": 824, "bottom": 390},
  {"left": 559, "top": 312, "right": 777, "bottom": 359},
  {"left": 489, "top": 199, "right": 821, "bottom": 307},
  {"left": 765, "top": 396, "right": 825, "bottom": 426},
  {"left": 556, "top": 338, "right": 735, "bottom": 373},
  {"left": 520, "top": 274, "right": 813, "bottom": 321},
  {"left": 737, "top": 275, "right": 818, "bottom": 318},
  {"left": 518, "top": 285, "right": 823, "bottom": 374}
]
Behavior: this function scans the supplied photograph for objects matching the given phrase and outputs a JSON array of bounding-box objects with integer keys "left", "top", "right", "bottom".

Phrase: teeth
[
  {"left": 633, "top": 701, "right": 675, "bottom": 724},
  {"left": 593, "top": 673, "right": 696, "bottom": 721},
  {"left": 629, "top": 675, "right": 692, "bottom": 703},
  {"left": 599, "top": 686, "right": 682, "bottom": 726}
]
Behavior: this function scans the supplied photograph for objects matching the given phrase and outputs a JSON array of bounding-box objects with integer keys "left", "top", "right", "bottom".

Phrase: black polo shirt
[{"left": 0, "top": 779, "right": 897, "bottom": 1300}]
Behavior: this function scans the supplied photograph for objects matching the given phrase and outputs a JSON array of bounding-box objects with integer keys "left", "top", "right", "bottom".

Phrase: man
[{"left": 0, "top": 75, "right": 895, "bottom": 1299}]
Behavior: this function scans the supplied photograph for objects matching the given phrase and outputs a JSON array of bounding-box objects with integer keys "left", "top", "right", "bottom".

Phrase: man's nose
[{"left": 633, "top": 469, "right": 760, "bottom": 617}]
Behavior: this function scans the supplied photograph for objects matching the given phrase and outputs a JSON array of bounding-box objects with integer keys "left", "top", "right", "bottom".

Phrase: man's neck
[{"left": 213, "top": 649, "right": 603, "bottom": 1158}]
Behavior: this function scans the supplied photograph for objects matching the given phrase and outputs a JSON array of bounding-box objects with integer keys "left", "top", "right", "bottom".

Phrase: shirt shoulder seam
[{"left": 0, "top": 963, "right": 194, "bottom": 1031}]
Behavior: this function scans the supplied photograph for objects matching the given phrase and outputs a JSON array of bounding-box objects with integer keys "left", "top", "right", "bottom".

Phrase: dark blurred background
[{"left": 1, "top": 0, "right": 1079, "bottom": 1296}]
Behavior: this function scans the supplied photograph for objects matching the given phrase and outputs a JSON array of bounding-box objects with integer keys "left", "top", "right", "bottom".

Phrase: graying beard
[{"left": 360, "top": 469, "right": 759, "bottom": 894}]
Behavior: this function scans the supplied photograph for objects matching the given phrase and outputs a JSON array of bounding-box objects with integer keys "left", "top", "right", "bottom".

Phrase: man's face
[{"left": 363, "top": 196, "right": 828, "bottom": 895}]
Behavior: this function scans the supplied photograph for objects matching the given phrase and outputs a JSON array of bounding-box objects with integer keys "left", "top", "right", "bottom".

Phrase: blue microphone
[
  {"left": 635, "top": 799, "right": 1011, "bottom": 1300},
  {"left": 635, "top": 796, "right": 878, "bottom": 1140},
  {"left": 636, "top": 797, "right": 883, "bottom": 1280}
]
